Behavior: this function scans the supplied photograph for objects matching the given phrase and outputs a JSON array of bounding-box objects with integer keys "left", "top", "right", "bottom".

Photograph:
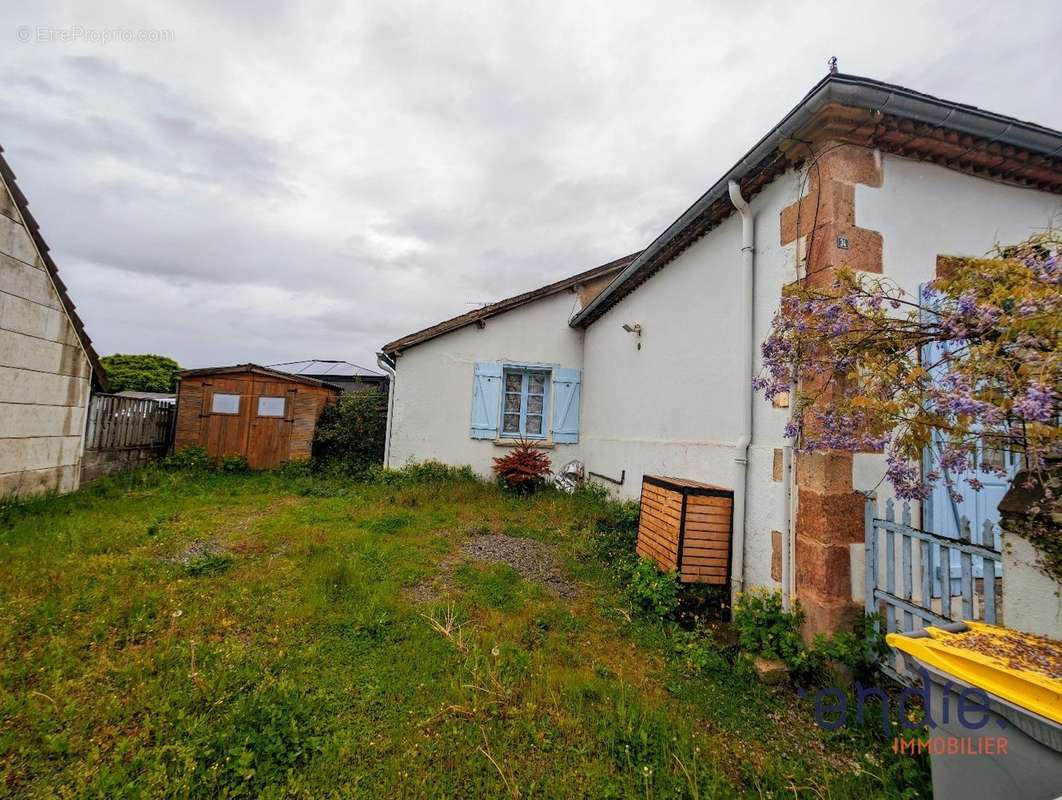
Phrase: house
[
  {"left": 379, "top": 72, "right": 1062, "bottom": 636},
  {"left": 268, "top": 359, "right": 389, "bottom": 394},
  {"left": 0, "top": 145, "right": 109, "bottom": 498},
  {"left": 379, "top": 252, "right": 637, "bottom": 469},
  {"left": 174, "top": 364, "right": 342, "bottom": 469}
]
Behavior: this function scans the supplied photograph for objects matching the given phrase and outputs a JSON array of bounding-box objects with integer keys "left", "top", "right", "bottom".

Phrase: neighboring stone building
[
  {"left": 0, "top": 145, "right": 108, "bottom": 498},
  {"left": 381, "top": 72, "right": 1062, "bottom": 637}
]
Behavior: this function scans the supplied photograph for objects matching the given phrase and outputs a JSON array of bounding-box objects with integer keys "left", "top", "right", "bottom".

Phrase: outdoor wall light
[{"left": 622, "top": 322, "right": 642, "bottom": 350}]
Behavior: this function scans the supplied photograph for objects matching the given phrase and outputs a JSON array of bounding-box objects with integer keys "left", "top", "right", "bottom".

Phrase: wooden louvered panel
[{"left": 636, "top": 475, "right": 733, "bottom": 585}]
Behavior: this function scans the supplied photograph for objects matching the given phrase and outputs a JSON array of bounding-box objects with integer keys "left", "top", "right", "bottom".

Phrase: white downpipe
[
  {"left": 376, "top": 353, "right": 397, "bottom": 468},
  {"left": 727, "top": 180, "right": 754, "bottom": 603}
]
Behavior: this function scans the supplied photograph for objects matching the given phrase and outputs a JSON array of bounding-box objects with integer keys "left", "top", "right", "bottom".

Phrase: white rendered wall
[
  {"left": 853, "top": 156, "right": 1062, "bottom": 517},
  {"left": 581, "top": 170, "right": 804, "bottom": 590},
  {"left": 388, "top": 290, "right": 585, "bottom": 477}
]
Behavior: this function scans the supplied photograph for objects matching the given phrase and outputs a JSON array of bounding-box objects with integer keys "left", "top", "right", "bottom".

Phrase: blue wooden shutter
[
  {"left": 551, "top": 368, "right": 581, "bottom": 443},
  {"left": 470, "top": 362, "right": 502, "bottom": 439}
]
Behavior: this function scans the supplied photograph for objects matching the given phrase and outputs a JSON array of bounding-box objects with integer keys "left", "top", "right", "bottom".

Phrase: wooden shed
[
  {"left": 174, "top": 364, "right": 342, "bottom": 469},
  {"left": 636, "top": 475, "right": 734, "bottom": 585}
]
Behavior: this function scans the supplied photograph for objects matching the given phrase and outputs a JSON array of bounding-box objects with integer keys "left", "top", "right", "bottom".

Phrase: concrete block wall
[
  {"left": 81, "top": 445, "right": 168, "bottom": 485},
  {"left": 0, "top": 178, "right": 91, "bottom": 499}
]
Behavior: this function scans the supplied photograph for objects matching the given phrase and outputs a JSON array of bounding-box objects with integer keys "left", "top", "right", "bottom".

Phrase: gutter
[
  {"left": 727, "top": 180, "right": 755, "bottom": 601},
  {"left": 376, "top": 351, "right": 397, "bottom": 468},
  {"left": 572, "top": 72, "right": 1062, "bottom": 329}
]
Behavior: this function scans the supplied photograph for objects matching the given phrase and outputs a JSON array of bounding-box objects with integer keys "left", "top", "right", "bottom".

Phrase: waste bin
[{"left": 888, "top": 621, "right": 1062, "bottom": 800}]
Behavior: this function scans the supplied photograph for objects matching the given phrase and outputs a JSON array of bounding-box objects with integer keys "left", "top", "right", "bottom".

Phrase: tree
[
  {"left": 100, "top": 354, "right": 181, "bottom": 393},
  {"left": 755, "top": 232, "right": 1059, "bottom": 568},
  {"left": 757, "top": 231, "right": 1058, "bottom": 496},
  {"left": 311, "top": 389, "right": 387, "bottom": 473}
]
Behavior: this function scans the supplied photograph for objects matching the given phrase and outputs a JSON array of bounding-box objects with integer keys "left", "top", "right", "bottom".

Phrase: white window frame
[
  {"left": 256, "top": 396, "right": 287, "bottom": 418},
  {"left": 500, "top": 366, "right": 551, "bottom": 440},
  {"left": 210, "top": 392, "right": 241, "bottom": 415}
]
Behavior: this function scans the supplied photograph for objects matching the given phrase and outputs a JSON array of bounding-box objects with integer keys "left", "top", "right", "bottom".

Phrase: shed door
[
  {"left": 247, "top": 377, "right": 295, "bottom": 469},
  {"left": 201, "top": 376, "right": 253, "bottom": 460}
]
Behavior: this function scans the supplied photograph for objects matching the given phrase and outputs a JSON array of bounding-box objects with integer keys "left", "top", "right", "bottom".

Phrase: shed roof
[
  {"left": 0, "top": 145, "right": 109, "bottom": 391},
  {"left": 571, "top": 71, "right": 1062, "bottom": 328},
  {"left": 177, "top": 363, "right": 345, "bottom": 391},
  {"left": 381, "top": 251, "right": 639, "bottom": 356},
  {"left": 268, "top": 359, "right": 385, "bottom": 378}
]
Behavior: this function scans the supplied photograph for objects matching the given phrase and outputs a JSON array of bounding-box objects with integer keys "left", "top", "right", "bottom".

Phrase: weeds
[{"left": 0, "top": 466, "right": 928, "bottom": 798}]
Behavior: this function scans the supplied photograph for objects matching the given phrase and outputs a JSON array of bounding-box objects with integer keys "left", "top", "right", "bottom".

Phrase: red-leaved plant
[{"left": 491, "top": 439, "right": 552, "bottom": 495}]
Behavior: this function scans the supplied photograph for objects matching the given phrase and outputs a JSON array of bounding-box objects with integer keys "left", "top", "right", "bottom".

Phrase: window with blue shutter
[
  {"left": 551, "top": 368, "right": 581, "bottom": 443},
  {"left": 470, "top": 362, "right": 502, "bottom": 438},
  {"left": 470, "top": 362, "right": 581, "bottom": 443}
]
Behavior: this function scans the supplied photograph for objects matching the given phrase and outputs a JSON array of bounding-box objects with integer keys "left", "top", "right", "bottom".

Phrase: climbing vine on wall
[{"left": 755, "top": 231, "right": 1061, "bottom": 578}]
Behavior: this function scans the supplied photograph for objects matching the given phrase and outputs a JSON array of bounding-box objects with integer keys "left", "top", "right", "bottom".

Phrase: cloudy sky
[{"left": 4, "top": 1, "right": 1060, "bottom": 370}]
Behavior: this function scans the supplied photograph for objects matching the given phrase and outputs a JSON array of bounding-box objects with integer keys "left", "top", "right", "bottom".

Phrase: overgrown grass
[{"left": 0, "top": 466, "right": 927, "bottom": 798}]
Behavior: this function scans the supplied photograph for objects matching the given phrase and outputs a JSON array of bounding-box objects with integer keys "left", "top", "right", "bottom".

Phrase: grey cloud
[{"left": 1, "top": 0, "right": 1059, "bottom": 369}]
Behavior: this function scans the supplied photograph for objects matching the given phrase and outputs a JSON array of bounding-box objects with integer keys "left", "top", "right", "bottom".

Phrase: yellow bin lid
[{"left": 887, "top": 621, "right": 1062, "bottom": 724}]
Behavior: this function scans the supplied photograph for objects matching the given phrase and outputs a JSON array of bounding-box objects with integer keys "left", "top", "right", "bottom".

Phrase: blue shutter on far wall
[
  {"left": 470, "top": 362, "right": 502, "bottom": 439},
  {"left": 551, "top": 368, "right": 581, "bottom": 443}
]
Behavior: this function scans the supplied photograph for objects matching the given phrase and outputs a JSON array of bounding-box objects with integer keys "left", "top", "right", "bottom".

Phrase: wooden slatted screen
[{"left": 85, "top": 393, "right": 175, "bottom": 451}]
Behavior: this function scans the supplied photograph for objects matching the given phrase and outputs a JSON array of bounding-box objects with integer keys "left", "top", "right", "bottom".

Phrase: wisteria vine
[{"left": 755, "top": 231, "right": 1061, "bottom": 505}]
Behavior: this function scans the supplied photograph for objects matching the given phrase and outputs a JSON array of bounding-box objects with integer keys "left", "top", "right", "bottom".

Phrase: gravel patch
[
  {"left": 407, "top": 533, "right": 579, "bottom": 603},
  {"left": 459, "top": 534, "right": 579, "bottom": 599}
]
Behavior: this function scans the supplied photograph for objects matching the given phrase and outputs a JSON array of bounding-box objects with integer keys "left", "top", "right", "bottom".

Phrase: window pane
[
  {"left": 527, "top": 394, "right": 543, "bottom": 414},
  {"left": 257, "top": 396, "right": 286, "bottom": 417},
  {"left": 505, "top": 373, "right": 522, "bottom": 392},
  {"left": 503, "top": 413, "right": 520, "bottom": 434},
  {"left": 211, "top": 393, "right": 240, "bottom": 414},
  {"left": 528, "top": 374, "right": 545, "bottom": 394},
  {"left": 505, "top": 393, "right": 522, "bottom": 413},
  {"left": 526, "top": 415, "right": 542, "bottom": 435}
]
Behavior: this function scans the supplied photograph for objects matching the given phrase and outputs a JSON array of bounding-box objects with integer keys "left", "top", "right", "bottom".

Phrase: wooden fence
[
  {"left": 85, "top": 393, "right": 175, "bottom": 451},
  {"left": 865, "top": 496, "right": 1003, "bottom": 683}
]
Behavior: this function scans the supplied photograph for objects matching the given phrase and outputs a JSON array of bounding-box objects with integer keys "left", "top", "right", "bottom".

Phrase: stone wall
[
  {"left": 0, "top": 170, "right": 92, "bottom": 498},
  {"left": 779, "top": 143, "right": 883, "bottom": 638}
]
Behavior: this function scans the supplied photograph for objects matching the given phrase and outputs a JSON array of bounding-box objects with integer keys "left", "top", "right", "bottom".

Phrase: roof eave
[
  {"left": 381, "top": 252, "right": 640, "bottom": 356},
  {"left": 0, "top": 146, "right": 111, "bottom": 391},
  {"left": 176, "top": 363, "right": 346, "bottom": 391},
  {"left": 571, "top": 72, "right": 1062, "bottom": 328}
]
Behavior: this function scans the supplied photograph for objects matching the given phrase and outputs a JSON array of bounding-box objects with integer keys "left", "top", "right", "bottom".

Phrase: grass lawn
[{"left": 0, "top": 466, "right": 927, "bottom": 798}]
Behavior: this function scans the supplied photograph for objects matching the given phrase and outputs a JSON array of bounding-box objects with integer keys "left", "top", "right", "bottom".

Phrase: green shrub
[
  {"left": 361, "top": 512, "right": 413, "bottom": 535},
  {"left": 311, "top": 390, "right": 387, "bottom": 474},
  {"left": 164, "top": 445, "right": 212, "bottom": 470},
  {"left": 219, "top": 455, "right": 249, "bottom": 473},
  {"left": 363, "top": 460, "right": 478, "bottom": 486},
  {"left": 732, "top": 589, "right": 804, "bottom": 664},
  {"left": 806, "top": 613, "right": 889, "bottom": 682},
  {"left": 671, "top": 629, "right": 730, "bottom": 675},
  {"left": 628, "top": 558, "right": 680, "bottom": 618}
]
